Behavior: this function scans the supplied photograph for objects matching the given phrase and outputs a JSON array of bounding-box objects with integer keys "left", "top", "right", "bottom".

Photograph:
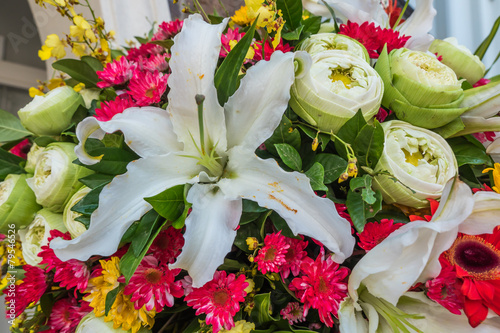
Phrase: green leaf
[
  {"left": 39, "top": 293, "right": 55, "bottom": 318},
  {"left": 74, "top": 215, "right": 90, "bottom": 229},
  {"left": 150, "top": 39, "right": 174, "bottom": 50},
  {"left": 314, "top": 154, "right": 348, "bottom": 183},
  {"left": 234, "top": 221, "right": 261, "bottom": 252},
  {"left": 270, "top": 211, "right": 300, "bottom": 239},
  {"left": 0, "top": 148, "right": 25, "bottom": 180},
  {"left": 275, "top": 143, "right": 302, "bottom": 171},
  {"left": 282, "top": 25, "right": 304, "bottom": 40},
  {"left": 302, "top": 16, "right": 322, "bottom": 35},
  {"left": 214, "top": 18, "right": 257, "bottom": 105},
  {"left": 78, "top": 173, "right": 114, "bottom": 189},
  {"left": 305, "top": 162, "right": 328, "bottom": 191},
  {"left": 265, "top": 114, "right": 301, "bottom": 155},
  {"left": 335, "top": 109, "right": 366, "bottom": 159},
  {"left": 242, "top": 199, "right": 269, "bottom": 213},
  {"left": 81, "top": 55, "right": 104, "bottom": 72},
  {"left": 346, "top": 188, "right": 383, "bottom": 233},
  {"left": 218, "top": 258, "right": 249, "bottom": 271},
  {"left": 52, "top": 59, "right": 99, "bottom": 88},
  {"left": 250, "top": 293, "right": 280, "bottom": 324},
  {"left": 71, "top": 184, "right": 104, "bottom": 215},
  {"left": 350, "top": 174, "right": 377, "bottom": 204},
  {"left": 0, "top": 109, "right": 32, "bottom": 143},
  {"left": 447, "top": 136, "right": 492, "bottom": 167},
  {"left": 130, "top": 210, "right": 161, "bottom": 257},
  {"left": 104, "top": 285, "right": 122, "bottom": 316},
  {"left": 145, "top": 185, "right": 185, "bottom": 221},
  {"left": 474, "top": 15, "right": 500, "bottom": 60},
  {"left": 277, "top": 0, "right": 303, "bottom": 31},
  {"left": 34, "top": 136, "right": 57, "bottom": 147},
  {"left": 353, "top": 121, "right": 385, "bottom": 168}
]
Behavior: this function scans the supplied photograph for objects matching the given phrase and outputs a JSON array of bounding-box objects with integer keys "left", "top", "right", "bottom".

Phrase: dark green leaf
[
  {"left": 74, "top": 215, "right": 90, "bottom": 229},
  {"left": 81, "top": 55, "right": 104, "bottom": 72},
  {"left": 335, "top": 109, "right": 366, "bottom": 159},
  {"left": 182, "top": 319, "right": 201, "bottom": 333},
  {"left": 270, "top": 211, "right": 300, "bottom": 239},
  {"left": 242, "top": 199, "right": 269, "bottom": 213},
  {"left": 353, "top": 121, "right": 385, "bottom": 168},
  {"left": 71, "top": 184, "right": 104, "bottom": 215},
  {"left": 145, "top": 185, "right": 185, "bottom": 221},
  {"left": 320, "top": 0, "right": 339, "bottom": 32},
  {"left": 302, "top": 16, "right": 322, "bottom": 34},
  {"left": 304, "top": 162, "right": 328, "bottom": 191},
  {"left": 350, "top": 174, "right": 376, "bottom": 204},
  {"left": 78, "top": 173, "right": 114, "bottom": 189},
  {"left": 120, "top": 221, "right": 140, "bottom": 244},
  {"left": 240, "top": 211, "right": 262, "bottom": 225},
  {"left": 0, "top": 109, "right": 32, "bottom": 143},
  {"left": 277, "top": 0, "right": 303, "bottom": 31},
  {"left": 150, "top": 39, "right": 174, "bottom": 50},
  {"left": 52, "top": 59, "right": 99, "bottom": 88},
  {"left": 346, "top": 188, "right": 383, "bottom": 233},
  {"left": 76, "top": 139, "right": 138, "bottom": 175},
  {"left": 475, "top": 15, "right": 500, "bottom": 60},
  {"left": 234, "top": 222, "right": 261, "bottom": 252},
  {"left": 34, "top": 136, "right": 57, "bottom": 147},
  {"left": 214, "top": 18, "right": 257, "bottom": 105},
  {"left": 459, "top": 164, "right": 482, "bottom": 187},
  {"left": 314, "top": 153, "right": 348, "bottom": 183},
  {"left": 171, "top": 199, "right": 191, "bottom": 229},
  {"left": 0, "top": 148, "right": 25, "bottom": 180},
  {"left": 265, "top": 114, "right": 301, "bottom": 155},
  {"left": 282, "top": 25, "right": 304, "bottom": 40},
  {"left": 275, "top": 143, "right": 302, "bottom": 171},
  {"left": 251, "top": 293, "right": 280, "bottom": 324},
  {"left": 130, "top": 210, "right": 161, "bottom": 256},
  {"left": 218, "top": 258, "right": 249, "bottom": 271},
  {"left": 40, "top": 293, "right": 55, "bottom": 318},
  {"left": 447, "top": 137, "right": 492, "bottom": 167},
  {"left": 105, "top": 286, "right": 122, "bottom": 316},
  {"left": 134, "top": 36, "right": 149, "bottom": 44}
]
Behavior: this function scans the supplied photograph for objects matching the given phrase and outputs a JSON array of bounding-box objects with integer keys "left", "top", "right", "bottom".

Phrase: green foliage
[
  {"left": 0, "top": 148, "right": 25, "bottom": 180},
  {"left": 447, "top": 136, "right": 492, "bottom": 167},
  {"left": 145, "top": 185, "right": 186, "bottom": 221},
  {"left": 0, "top": 109, "right": 32, "bottom": 143},
  {"left": 346, "top": 174, "right": 383, "bottom": 232},
  {"left": 52, "top": 59, "right": 100, "bottom": 88},
  {"left": 275, "top": 143, "right": 302, "bottom": 171}
]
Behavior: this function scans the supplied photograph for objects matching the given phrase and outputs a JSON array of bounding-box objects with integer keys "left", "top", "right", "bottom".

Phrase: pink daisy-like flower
[
  {"left": 425, "top": 259, "right": 463, "bottom": 315},
  {"left": 357, "top": 219, "right": 404, "bottom": 252},
  {"left": 255, "top": 231, "right": 290, "bottom": 274},
  {"left": 279, "top": 236, "right": 308, "bottom": 279},
  {"left": 123, "top": 255, "right": 183, "bottom": 311},
  {"left": 220, "top": 28, "right": 245, "bottom": 58},
  {"left": 152, "top": 19, "right": 183, "bottom": 41},
  {"left": 126, "top": 43, "right": 164, "bottom": 62},
  {"left": 280, "top": 302, "right": 306, "bottom": 325},
  {"left": 141, "top": 53, "right": 169, "bottom": 73},
  {"left": 148, "top": 226, "right": 185, "bottom": 264},
  {"left": 95, "top": 94, "right": 136, "bottom": 121},
  {"left": 289, "top": 250, "right": 350, "bottom": 327},
  {"left": 97, "top": 56, "right": 137, "bottom": 88},
  {"left": 6, "top": 265, "right": 47, "bottom": 317},
  {"left": 185, "top": 271, "right": 248, "bottom": 333},
  {"left": 128, "top": 70, "right": 169, "bottom": 106},
  {"left": 46, "top": 297, "right": 91, "bottom": 333}
]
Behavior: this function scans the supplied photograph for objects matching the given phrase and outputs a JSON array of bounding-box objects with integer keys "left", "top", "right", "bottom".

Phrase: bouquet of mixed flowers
[{"left": 2, "top": 0, "right": 500, "bottom": 332}]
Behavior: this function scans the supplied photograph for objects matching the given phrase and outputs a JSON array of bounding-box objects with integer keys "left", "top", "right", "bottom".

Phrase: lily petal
[
  {"left": 51, "top": 153, "right": 203, "bottom": 261},
  {"left": 170, "top": 183, "right": 242, "bottom": 288},
  {"left": 98, "top": 107, "right": 183, "bottom": 158},
  {"left": 225, "top": 51, "right": 296, "bottom": 151},
  {"left": 74, "top": 117, "right": 106, "bottom": 165},
  {"left": 168, "top": 14, "right": 228, "bottom": 155},
  {"left": 218, "top": 146, "right": 355, "bottom": 263},
  {"left": 459, "top": 191, "right": 500, "bottom": 235},
  {"left": 398, "top": 0, "right": 437, "bottom": 51}
]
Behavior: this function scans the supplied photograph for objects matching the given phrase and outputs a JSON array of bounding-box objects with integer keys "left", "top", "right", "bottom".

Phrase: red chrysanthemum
[
  {"left": 472, "top": 183, "right": 495, "bottom": 193},
  {"left": 152, "top": 19, "right": 183, "bottom": 41},
  {"left": 6, "top": 265, "right": 47, "bottom": 317},
  {"left": 280, "top": 302, "right": 305, "bottom": 325},
  {"left": 45, "top": 297, "right": 91, "bottom": 333},
  {"left": 255, "top": 231, "right": 290, "bottom": 274},
  {"left": 185, "top": 271, "right": 248, "bottom": 333},
  {"left": 289, "top": 250, "right": 350, "bottom": 327},
  {"left": 123, "top": 256, "right": 183, "bottom": 311},
  {"left": 442, "top": 227, "right": 500, "bottom": 327},
  {"left": 253, "top": 39, "right": 294, "bottom": 62},
  {"left": 140, "top": 53, "right": 169, "bottom": 73},
  {"left": 375, "top": 107, "right": 392, "bottom": 122},
  {"left": 126, "top": 43, "right": 164, "bottom": 62},
  {"left": 9, "top": 139, "right": 31, "bottom": 159},
  {"left": 97, "top": 56, "right": 137, "bottom": 88},
  {"left": 94, "top": 94, "right": 136, "bottom": 122},
  {"left": 279, "top": 236, "right": 308, "bottom": 279},
  {"left": 128, "top": 70, "right": 169, "bottom": 106},
  {"left": 357, "top": 218, "right": 405, "bottom": 251},
  {"left": 148, "top": 226, "right": 185, "bottom": 264},
  {"left": 409, "top": 198, "right": 440, "bottom": 222},
  {"left": 220, "top": 28, "right": 245, "bottom": 58},
  {"left": 473, "top": 131, "right": 496, "bottom": 143},
  {"left": 425, "top": 259, "right": 464, "bottom": 314}
]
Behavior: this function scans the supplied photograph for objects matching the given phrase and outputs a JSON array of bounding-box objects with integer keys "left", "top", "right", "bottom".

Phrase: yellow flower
[
  {"left": 483, "top": 163, "right": 500, "bottom": 193},
  {"left": 44, "top": 34, "right": 66, "bottom": 59},
  {"left": 220, "top": 320, "right": 255, "bottom": 333},
  {"left": 100, "top": 38, "right": 112, "bottom": 63},
  {"left": 38, "top": 45, "right": 53, "bottom": 61},
  {"left": 245, "top": 237, "right": 258, "bottom": 250},
  {"left": 73, "top": 83, "right": 85, "bottom": 92},
  {"left": 71, "top": 15, "right": 97, "bottom": 43},
  {"left": 84, "top": 257, "right": 121, "bottom": 315},
  {"left": 104, "top": 292, "right": 155, "bottom": 333},
  {"left": 29, "top": 87, "right": 45, "bottom": 98},
  {"left": 229, "top": 40, "right": 255, "bottom": 61},
  {"left": 231, "top": 6, "right": 252, "bottom": 26},
  {"left": 72, "top": 42, "right": 87, "bottom": 57}
]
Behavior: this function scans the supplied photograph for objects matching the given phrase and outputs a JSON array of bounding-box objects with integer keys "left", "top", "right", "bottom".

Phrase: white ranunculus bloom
[
  {"left": 298, "top": 33, "right": 369, "bottom": 61},
  {"left": 76, "top": 313, "right": 151, "bottom": 333},
  {"left": 25, "top": 143, "right": 45, "bottom": 174},
  {"left": 51, "top": 14, "right": 355, "bottom": 288},
  {"left": 372, "top": 120, "right": 457, "bottom": 208},
  {"left": 63, "top": 186, "right": 91, "bottom": 238},
  {"left": 18, "top": 209, "right": 66, "bottom": 266},
  {"left": 290, "top": 49, "right": 383, "bottom": 133}
]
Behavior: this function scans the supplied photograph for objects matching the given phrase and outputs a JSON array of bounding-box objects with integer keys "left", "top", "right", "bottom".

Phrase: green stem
[
  {"left": 393, "top": 0, "right": 410, "bottom": 29},
  {"left": 196, "top": 94, "right": 206, "bottom": 154},
  {"left": 193, "top": 0, "right": 211, "bottom": 23}
]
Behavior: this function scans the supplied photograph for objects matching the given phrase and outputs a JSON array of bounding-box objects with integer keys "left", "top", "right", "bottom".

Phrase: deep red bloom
[
  {"left": 97, "top": 56, "right": 136, "bottom": 88},
  {"left": 95, "top": 94, "right": 136, "bottom": 121},
  {"left": 279, "top": 236, "right": 308, "bottom": 279},
  {"left": 473, "top": 78, "right": 491, "bottom": 88},
  {"left": 473, "top": 131, "right": 496, "bottom": 143},
  {"left": 126, "top": 43, "right": 164, "bottom": 62},
  {"left": 357, "top": 218, "right": 404, "bottom": 251},
  {"left": 45, "top": 297, "right": 91, "bottom": 333},
  {"left": 255, "top": 231, "right": 290, "bottom": 274},
  {"left": 140, "top": 53, "right": 169, "bottom": 73},
  {"left": 185, "top": 271, "right": 248, "bottom": 333},
  {"left": 128, "top": 70, "right": 169, "bottom": 106},
  {"left": 425, "top": 259, "right": 464, "bottom": 314},
  {"left": 6, "top": 265, "right": 47, "bottom": 317},
  {"left": 280, "top": 302, "right": 305, "bottom": 325},
  {"left": 289, "top": 250, "right": 350, "bottom": 327},
  {"left": 9, "top": 139, "right": 31, "bottom": 159},
  {"left": 253, "top": 39, "right": 294, "bottom": 62},
  {"left": 472, "top": 184, "right": 495, "bottom": 193},
  {"left": 152, "top": 19, "right": 183, "bottom": 41},
  {"left": 409, "top": 198, "right": 440, "bottom": 222},
  {"left": 148, "top": 226, "right": 185, "bottom": 264}
]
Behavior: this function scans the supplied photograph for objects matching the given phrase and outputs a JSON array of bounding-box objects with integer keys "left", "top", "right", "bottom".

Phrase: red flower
[
  {"left": 279, "top": 236, "right": 308, "bottom": 279},
  {"left": 185, "top": 271, "right": 248, "bottom": 333},
  {"left": 473, "top": 78, "right": 491, "bottom": 88},
  {"left": 126, "top": 43, "right": 164, "bottom": 62},
  {"left": 425, "top": 259, "right": 464, "bottom": 314},
  {"left": 6, "top": 265, "right": 47, "bottom": 317},
  {"left": 148, "top": 226, "right": 185, "bottom": 264},
  {"left": 289, "top": 250, "right": 350, "bottom": 327},
  {"left": 357, "top": 218, "right": 404, "bottom": 251},
  {"left": 45, "top": 297, "right": 91, "bottom": 333},
  {"left": 9, "top": 139, "right": 31, "bottom": 159},
  {"left": 409, "top": 198, "right": 440, "bottom": 222},
  {"left": 220, "top": 28, "right": 245, "bottom": 58},
  {"left": 152, "top": 19, "right": 183, "bottom": 41},
  {"left": 128, "top": 70, "right": 169, "bottom": 106},
  {"left": 280, "top": 302, "right": 305, "bottom": 325},
  {"left": 253, "top": 39, "right": 294, "bottom": 62},
  {"left": 255, "top": 231, "right": 290, "bottom": 274},
  {"left": 95, "top": 94, "right": 136, "bottom": 121},
  {"left": 97, "top": 56, "right": 136, "bottom": 88}
]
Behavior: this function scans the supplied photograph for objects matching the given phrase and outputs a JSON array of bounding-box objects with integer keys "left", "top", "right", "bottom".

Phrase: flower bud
[
  {"left": 0, "top": 174, "right": 41, "bottom": 233},
  {"left": 429, "top": 37, "right": 486, "bottom": 85},
  {"left": 63, "top": 186, "right": 91, "bottom": 238},
  {"left": 18, "top": 86, "right": 84, "bottom": 136},
  {"left": 26, "top": 142, "right": 93, "bottom": 213},
  {"left": 79, "top": 88, "right": 101, "bottom": 108},
  {"left": 298, "top": 33, "right": 369, "bottom": 61},
  {"left": 291, "top": 50, "right": 384, "bottom": 133},
  {"left": 372, "top": 121, "right": 457, "bottom": 208},
  {"left": 25, "top": 143, "right": 45, "bottom": 174},
  {"left": 76, "top": 312, "right": 151, "bottom": 333},
  {"left": 18, "top": 209, "right": 66, "bottom": 266}
]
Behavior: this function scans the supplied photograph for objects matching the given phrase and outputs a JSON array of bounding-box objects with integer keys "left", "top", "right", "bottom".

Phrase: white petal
[
  {"left": 75, "top": 117, "right": 106, "bottom": 165},
  {"left": 398, "top": 0, "right": 437, "bottom": 51},
  {"left": 51, "top": 153, "right": 203, "bottom": 261},
  {"left": 459, "top": 191, "right": 500, "bottom": 235},
  {"left": 167, "top": 14, "right": 228, "bottom": 155},
  {"left": 348, "top": 179, "right": 474, "bottom": 305},
  {"left": 338, "top": 298, "right": 370, "bottom": 333},
  {"left": 225, "top": 51, "right": 296, "bottom": 151},
  {"left": 98, "top": 107, "right": 183, "bottom": 158},
  {"left": 170, "top": 183, "right": 242, "bottom": 288},
  {"left": 218, "top": 147, "right": 355, "bottom": 263}
]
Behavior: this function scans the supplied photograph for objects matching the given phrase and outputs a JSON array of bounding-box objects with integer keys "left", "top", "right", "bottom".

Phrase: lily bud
[
  {"left": 0, "top": 174, "right": 41, "bottom": 233},
  {"left": 429, "top": 37, "right": 486, "bottom": 85},
  {"left": 63, "top": 186, "right": 91, "bottom": 238},
  {"left": 25, "top": 143, "right": 45, "bottom": 174},
  {"left": 26, "top": 142, "right": 93, "bottom": 213},
  {"left": 76, "top": 313, "right": 151, "bottom": 333},
  {"left": 291, "top": 50, "right": 384, "bottom": 133},
  {"left": 18, "top": 86, "right": 84, "bottom": 136},
  {"left": 18, "top": 209, "right": 66, "bottom": 266},
  {"left": 372, "top": 120, "right": 457, "bottom": 208},
  {"left": 298, "top": 33, "right": 369, "bottom": 61}
]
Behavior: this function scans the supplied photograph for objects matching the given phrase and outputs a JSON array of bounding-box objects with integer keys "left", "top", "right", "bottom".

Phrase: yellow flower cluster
[{"left": 483, "top": 163, "right": 500, "bottom": 193}]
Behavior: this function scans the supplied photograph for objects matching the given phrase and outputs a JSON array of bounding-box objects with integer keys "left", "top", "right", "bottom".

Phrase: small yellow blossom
[
  {"left": 483, "top": 163, "right": 500, "bottom": 193},
  {"left": 43, "top": 34, "right": 66, "bottom": 59},
  {"left": 231, "top": 6, "right": 252, "bottom": 26},
  {"left": 71, "top": 42, "right": 87, "bottom": 57},
  {"left": 47, "top": 78, "right": 66, "bottom": 90},
  {"left": 229, "top": 40, "right": 255, "bottom": 61},
  {"left": 38, "top": 45, "right": 53, "bottom": 61},
  {"left": 71, "top": 15, "right": 97, "bottom": 43},
  {"left": 73, "top": 82, "right": 85, "bottom": 92},
  {"left": 29, "top": 87, "right": 45, "bottom": 98},
  {"left": 245, "top": 237, "right": 259, "bottom": 250},
  {"left": 244, "top": 279, "right": 255, "bottom": 293},
  {"left": 220, "top": 320, "right": 255, "bottom": 333}
]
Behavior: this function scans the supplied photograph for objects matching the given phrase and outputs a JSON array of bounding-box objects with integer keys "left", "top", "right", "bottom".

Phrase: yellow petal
[{"left": 38, "top": 45, "right": 53, "bottom": 60}]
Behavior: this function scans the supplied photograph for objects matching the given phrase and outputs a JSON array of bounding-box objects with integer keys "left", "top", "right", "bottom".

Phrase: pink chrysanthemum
[
  {"left": 46, "top": 297, "right": 91, "bottom": 333},
  {"left": 6, "top": 265, "right": 47, "bottom": 317},
  {"left": 220, "top": 28, "right": 245, "bottom": 58},
  {"left": 255, "top": 231, "right": 290, "bottom": 274},
  {"left": 357, "top": 218, "right": 404, "bottom": 251},
  {"left": 126, "top": 43, "right": 164, "bottom": 62},
  {"left": 280, "top": 302, "right": 306, "bottom": 325},
  {"left": 94, "top": 94, "right": 136, "bottom": 121},
  {"left": 128, "top": 70, "right": 169, "bottom": 106},
  {"left": 152, "top": 19, "right": 183, "bottom": 41},
  {"left": 185, "top": 271, "right": 248, "bottom": 333},
  {"left": 279, "top": 236, "right": 308, "bottom": 279},
  {"left": 39, "top": 230, "right": 90, "bottom": 293},
  {"left": 123, "top": 256, "right": 183, "bottom": 312},
  {"left": 97, "top": 56, "right": 137, "bottom": 88},
  {"left": 148, "top": 226, "right": 185, "bottom": 264},
  {"left": 289, "top": 250, "right": 350, "bottom": 327},
  {"left": 253, "top": 39, "right": 294, "bottom": 62},
  {"left": 140, "top": 53, "right": 169, "bottom": 73},
  {"left": 9, "top": 139, "right": 31, "bottom": 159},
  {"left": 425, "top": 259, "right": 463, "bottom": 315}
]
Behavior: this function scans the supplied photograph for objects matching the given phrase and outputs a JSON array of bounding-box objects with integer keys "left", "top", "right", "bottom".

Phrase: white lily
[
  {"left": 302, "top": 0, "right": 436, "bottom": 50},
  {"left": 51, "top": 14, "right": 355, "bottom": 287}
]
